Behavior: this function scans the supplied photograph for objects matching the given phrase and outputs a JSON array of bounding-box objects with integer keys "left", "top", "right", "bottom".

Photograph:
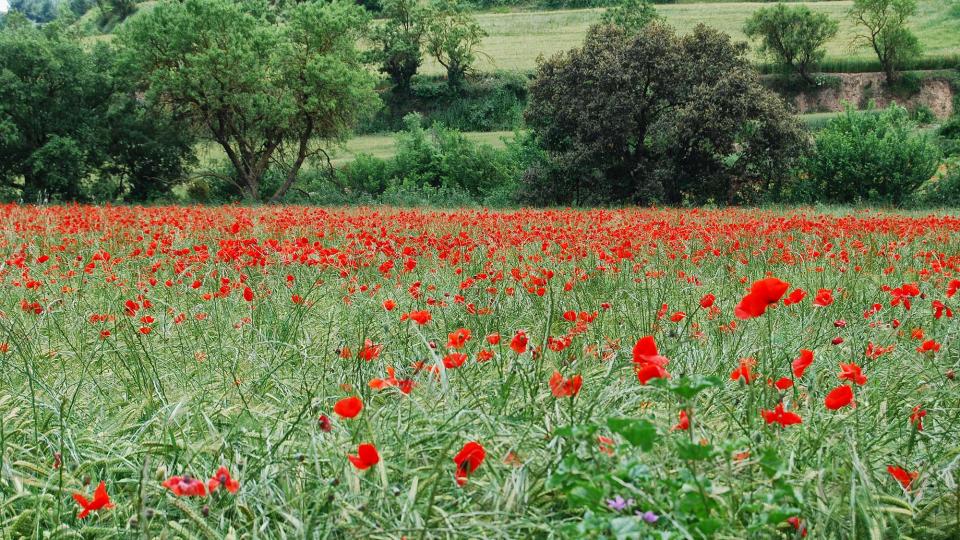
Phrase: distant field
[
  {"left": 194, "top": 131, "right": 515, "bottom": 168},
  {"left": 420, "top": 1, "right": 960, "bottom": 74}
]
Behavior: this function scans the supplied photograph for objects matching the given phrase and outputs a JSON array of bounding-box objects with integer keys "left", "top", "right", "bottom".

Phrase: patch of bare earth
[{"left": 790, "top": 72, "right": 954, "bottom": 117}]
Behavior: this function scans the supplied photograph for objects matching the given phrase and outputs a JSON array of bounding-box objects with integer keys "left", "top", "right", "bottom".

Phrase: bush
[
  {"left": 910, "top": 104, "right": 935, "bottom": 125},
  {"left": 804, "top": 105, "right": 940, "bottom": 205},
  {"left": 910, "top": 159, "right": 960, "bottom": 207}
]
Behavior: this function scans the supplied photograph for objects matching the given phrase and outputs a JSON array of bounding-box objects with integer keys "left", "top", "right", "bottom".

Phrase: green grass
[{"left": 420, "top": 0, "right": 960, "bottom": 74}]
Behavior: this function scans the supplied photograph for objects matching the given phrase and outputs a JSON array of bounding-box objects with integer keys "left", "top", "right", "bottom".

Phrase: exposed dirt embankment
[{"left": 785, "top": 72, "right": 955, "bottom": 118}]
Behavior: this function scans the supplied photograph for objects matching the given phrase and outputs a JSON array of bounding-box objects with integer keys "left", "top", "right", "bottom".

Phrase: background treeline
[{"left": 1, "top": 0, "right": 959, "bottom": 207}]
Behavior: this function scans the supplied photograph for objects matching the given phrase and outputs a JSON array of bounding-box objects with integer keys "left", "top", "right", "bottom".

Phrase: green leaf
[
  {"left": 676, "top": 440, "right": 715, "bottom": 461},
  {"left": 607, "top": 418, "right": 658, "bottom": 451},
  {"left": 660, "top": 375, "right": 722, "bottom": 400}
]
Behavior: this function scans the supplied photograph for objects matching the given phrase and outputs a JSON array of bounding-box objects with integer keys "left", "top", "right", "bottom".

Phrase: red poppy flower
[
  {"left": 730, "top": 358, "right": 757, "bottom": 384},
  {"left": 792, "top": 349, "right": 814, "bottom": 378},
  {"left": 916, "top": 339, "right": 941, "bottom": 353},
  {"left": 402, "top": 310, "right": 431, "bottom": 325},
  {"left": 383, "top": 299, "right": 396, "bottom": 311},
  {"left": 825, "top": 385, "right": 854, "bottom": 410},
  {"left": 208, "top": 466, "right": 240, "bottom": 494},
  {"left": 782, "top": 288, "right": 807, "bottom": 306},
  {"left": 243, "top": 286, "right": 254, "bottom": 302},
  {"left": 453, "top": 441, "right": 486, "bottom": 486},
  {"left": 73, "top": 481, "right": 114, "bottom": 519},
  {"left": 813, "top": 288, "right": 834, "bottom": 307},
  {"left": 887, "top": 465, "right": 918, "bottom": 490},
  {"left": 348, "top": 443, "right": 380, "bottom": 470},
  {"left": 486, "top": 332, "right": 501, "bottom": 345},
  {"left": 333, "top": 396, "right": 363, "bottom": 419},
  {"left": 761, "top": 402, "right": 802, "bottom": 427},
  {"left": 549, "top": 371, "right": 582, "bottom": 398},
  {"left": 359, "top": 339, "right": 382, "bottom": 361},
  {"left": 443, "top": 352, "right": 468, "bottom": 368},
  {"left": 509, "top": 331, "right": 528, "bottom": 354},
  {"left": 774, "top": 377, "right": 793, "bottom": 390},
  {"left": 910, "top": 405, "right": 926, "bottom": 431},
  {"left": 699, "top": 294, "right": 715, "bottom": 309},
  {"left": 632, "top": 336, "right": 669, "bottom": 366},
  {"left": 447, "top": 328, "right": 472, "bottom": 350},
  {"left": 735, "top": 277, "right": 790, "bottom": 319},
  {"left": 672, "top": 410, "right": 690, "bottom": 431},
  {"left": 838, "top": 362, "right": 867, "bottom": 385},
  {"left": 786, "top": 517, "right": 807, "bottom": 537},
  {"left": 162, "top": 475, "right": 208, "bottom": 497},
  {"left": 369, "top": 366, "right": 416, "bottom": 394},
  {"left": 636, "top": 362, "right": 670, "bottom": 385}
]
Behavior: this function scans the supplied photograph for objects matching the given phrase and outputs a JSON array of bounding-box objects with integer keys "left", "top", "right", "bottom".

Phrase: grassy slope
[{"left": 420, "top": 0, "right": 960, "bottom": 74}]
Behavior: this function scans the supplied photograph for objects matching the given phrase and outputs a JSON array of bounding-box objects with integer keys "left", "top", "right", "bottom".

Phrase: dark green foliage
[
  {"left": 0, "top": 21, "right": 193, "bottom": 202},
  {"left": 522, "top": 22, "right": 806, "bottom": 206},
  {"left": 117, "top": 0, "right": 379, "bottom": 202},
  {"left": 600, "top": 0, "right": 659, "bottom": 34},
  {"left": 849, "top": 0, "right": 921, "bottom": 84},
  {"left": 425, "top": 0, "right": 486, "bottom": 91},
  {"left": 68, "top": 0, "right": 94, "bottom": 17},
  {"left": 368, "top": 0, "right": 432, "bottom": 95},
  {"left": 9, "top": 0, "right": 57, "bottom": 23},
  {"left": 911, "top": 160, "right": 960, "bottom": 207},
  {"left": 744, "top": 3, "right": 838, "bottom": 84},
  {"left": 940, "top": 115, "right": 960, "bottom": 140},
  {"left": 804, "top": 105, "right": 940, "bottom": 205}
]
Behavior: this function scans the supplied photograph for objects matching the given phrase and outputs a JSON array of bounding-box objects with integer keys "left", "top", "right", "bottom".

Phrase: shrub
[
  {"left": 910, "top": 159, "right": 960, "bottom": 207},
  {"left": 805, "top": 105, "right": 940, "bottom": 205}
]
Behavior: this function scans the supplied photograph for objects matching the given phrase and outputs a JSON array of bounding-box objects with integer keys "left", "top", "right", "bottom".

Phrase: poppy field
[{"left": 1, "top": 204, "right": 960, "bottom": 539}]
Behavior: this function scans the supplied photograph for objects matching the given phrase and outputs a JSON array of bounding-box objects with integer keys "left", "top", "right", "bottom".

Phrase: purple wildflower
[
  {"left": 638, "top": 510, "right": 659, "bottom": 523},
  {"left": 605, "top": 495, "right": 634, "bottom": 511}
]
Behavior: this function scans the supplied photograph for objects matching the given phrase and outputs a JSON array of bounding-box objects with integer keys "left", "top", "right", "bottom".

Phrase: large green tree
[
  {"left": 368, "top": 0, "right": 432, "bottom": 95},
  {"left": 850, "top": 0, "right": 920, "bottom": 83},
  {"left": 118, "top": 0, "right": 379, "bottom": 202},
  {"left": 0, "top": 18, "right": 192, "bottom": 202},
  {"left": 744, "top": 3, "right": 839, "bottom": 84},
  {"left": 523, "top": 22, "right": 806, "bottom": 206}
]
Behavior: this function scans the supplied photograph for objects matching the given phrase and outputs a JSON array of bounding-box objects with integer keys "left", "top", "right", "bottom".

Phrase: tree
[
  {"left": 600, "top": 0, "right": 659, "bottom": 34},
  {"left": 368, "top": 0, "right": 432, "bottom": 95},
  {"left": 806, "top": 105, "right": 939, "bottom": 205},
  {"left": 425, "top": 0, "right": 486, "bottom": 91},
  {"left": 117, "top": 0, "right": 379, "bottom": 202},
  {"left": 744, "top": 3, "right": 838, "bottom": 84},
  {"left": 850, "top": 0, "right": 921, "bottom": 84},
  {"left": 523, "top": 22, "right": 806, "bottom": 206},
  {"left": 0, "top": 20, "right": 193, "bottom": 202},
  {"left": 9, "top": 0, "right": 57, "bottom": 23}
]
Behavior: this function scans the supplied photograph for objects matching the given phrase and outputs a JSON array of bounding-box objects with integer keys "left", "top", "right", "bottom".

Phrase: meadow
[
  {"left": 420, "top": 0, "right": 960, "bottom": 74},
  {"left": 1, "top": 205, "right": 958, "bottom": 538}
]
